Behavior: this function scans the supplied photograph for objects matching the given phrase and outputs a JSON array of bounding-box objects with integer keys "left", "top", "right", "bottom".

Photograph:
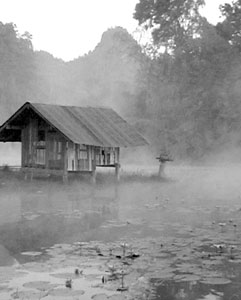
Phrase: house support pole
[
  {"left": 91, "top": 161, "right": 96, "bottom": 184},
  {"left": 63, "top": 174, "right": 68, "bottom": 184},
  {"left": 158, "top": 162, "right": 165, "bottom": 178},
  {"left": 30, "top": 169, "right": 34, "bottom": 181},
  {"left": 63, "top": 141, "right": 68, "bottom": 184},
  {"left": 115, "top": 147, "right": 120, "bottom": 182},
  {"left": 115, "top": 163, "right": 120, "bottom": 182}
]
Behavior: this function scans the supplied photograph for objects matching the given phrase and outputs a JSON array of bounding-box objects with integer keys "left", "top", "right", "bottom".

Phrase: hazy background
[{"left": 0, "top": 0, "right": 241, "bottom": 164}]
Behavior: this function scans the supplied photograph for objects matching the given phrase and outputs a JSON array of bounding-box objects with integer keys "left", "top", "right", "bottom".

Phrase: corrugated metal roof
[{"left": 29, "top": 103, "right": 148, "bottom": 147}]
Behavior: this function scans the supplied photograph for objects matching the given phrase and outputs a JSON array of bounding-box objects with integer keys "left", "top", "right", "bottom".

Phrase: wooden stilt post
[
  {"left": 63, "top": 141, "right": 68, "bottom": 184},
  {"left": 158, "top": 162, "right": 165, "bottom": 178},
  {"left": 115, "top": 147, "right": 120, "bottom": 182},
  {"left": 21, "top": 129, "right": 24, "bottom": 168},
  {"left": 115, "top": 163, "right": 120, "bottom": 182},
  {"left": 156, "top": 151, "right": 173, "bottom": 178},
  {"left": 30, "top": 169, "right": 34, "bottom": 181},
  {"left": 114, "top": 183, "right": 119, "bottom": 200},
  {"left": 91, "top": 160, "right": 96, "bottom": 184}
]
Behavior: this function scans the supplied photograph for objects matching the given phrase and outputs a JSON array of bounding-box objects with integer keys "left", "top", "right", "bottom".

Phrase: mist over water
[
  {"left": 0, "top": 152, "right": 241, "bottom": 298},
  {"left": 1, "top": 3, "right": 241, "bottom": 297}
]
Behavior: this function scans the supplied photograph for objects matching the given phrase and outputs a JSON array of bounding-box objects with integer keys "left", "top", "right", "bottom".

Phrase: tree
[
  {"left": 0, "top": 22, "right": 34, "bottom": 119},
  {"left": 133, "top": 1, "right": 241, "bottom": 159},
  {"left": 134, "top": 0, "right": 205, "bottom": 50},
  {"left": 216, "top": 0, "right": 241, "bottom": 51}
]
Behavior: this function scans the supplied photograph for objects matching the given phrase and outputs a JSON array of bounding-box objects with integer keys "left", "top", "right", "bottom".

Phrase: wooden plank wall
[
  {"left": 21, "top": 117, "right": 37, "bottom": 167},
  {"left": 21, "top": 116, "right": 120, "bottom": 174},
  {"left": 21, "top": 126, "right": 28, "bottom": 167},
  {"left": 67, "top": 142, "right": 75, "bottom": 171}
]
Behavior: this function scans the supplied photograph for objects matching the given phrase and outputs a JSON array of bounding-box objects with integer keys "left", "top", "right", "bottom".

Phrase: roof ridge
[
  {"left": 0, "top": 101, "right": 148, "bottom": 147},
  {"left": 30, "top": 102, "right": 113, "bottom": 110}
]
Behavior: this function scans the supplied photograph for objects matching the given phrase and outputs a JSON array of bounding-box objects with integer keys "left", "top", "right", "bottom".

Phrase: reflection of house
[{"left": 0, "top": 102, "right": 147, "bottom": 181}]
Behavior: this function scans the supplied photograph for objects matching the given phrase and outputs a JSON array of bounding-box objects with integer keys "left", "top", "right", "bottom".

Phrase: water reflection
[
  {"left": 0, "top": 182, "right": 120, "bottom": 263},
  {"left": 0, "top": 170, "right": 241, "bottom": 299}
]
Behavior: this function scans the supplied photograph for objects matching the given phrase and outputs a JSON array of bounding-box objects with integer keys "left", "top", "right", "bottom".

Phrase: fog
[
  {"left": 1, "top": 2, "right": 241, "bottom": 297},
  {"left": 0, "top": 145, "right": 241, "bottom": 298}
]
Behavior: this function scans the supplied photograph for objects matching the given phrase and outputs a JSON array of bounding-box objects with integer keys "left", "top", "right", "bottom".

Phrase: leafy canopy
[
  {"left": 134, "top": 0, "right": 205, "bottom": 49},
  {"left": 216, "top": 0, "right": 241, "bottom": 51}
]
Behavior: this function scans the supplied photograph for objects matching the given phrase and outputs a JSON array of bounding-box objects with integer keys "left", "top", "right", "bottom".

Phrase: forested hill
[
  {"left": 1, "top": 0, "right": 241, "bottom": 160},
  {"left": 0, "top": 24, "right": 144, "bottom": 120}
]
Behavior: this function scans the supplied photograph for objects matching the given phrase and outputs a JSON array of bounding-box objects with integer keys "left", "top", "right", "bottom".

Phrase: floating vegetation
[
  {"left": 109, "top": 294, "right": 127, "bottom": 300},
  {"left": 21, "top": 251, "right": 42, "bottom": 256},
  {"left": 75, "top": 268, "right": 83, "bottom": 275},
  {"left": 0, "top": 285, "right": 12, "bottom": 292},
  {"left": 23, "top": 262, "right": 54, "bottom": 272},
  {"left": 11, "top": 290, "right": 48, "bottom": 299},
  {"left": 50, "top": 272, "right": 83, "bottom": 279},
  {"left": 92, "top": 294, "right": 109, "bottom": 300},
  {"left": 3, "top": 172, "right": 241, "bottom": 299},
  {"left": 65, "top": 278, "right": 72, "bottom": 288},
  {"left": 173, "top": 274, "right": 201, "bottom": 282},
  {"left": 23, "top": 280, "right": 59, "bottom": 291},
  {"left": 200, "top": 277, "right": 232, "bottom": 285},
  {"left": 84, "top": 274, "right": 103, "bottom": 281},
  {"left": 48, "top": 288, "right": 85, "bottom": 297},
  {"left": 92, "top": 293, "right": 126, "bottom": 300}
]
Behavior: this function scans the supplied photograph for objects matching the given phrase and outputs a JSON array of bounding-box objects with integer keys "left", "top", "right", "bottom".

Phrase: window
[
  {"left": 95, "top": 147, "right": 115, "bottom": 165},
  {"left": 78, "top": 145, "right": 88, "bottom": 170}
]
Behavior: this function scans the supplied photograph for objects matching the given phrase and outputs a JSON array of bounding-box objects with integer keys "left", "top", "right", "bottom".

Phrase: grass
[{"left": 0, "top": 166, "right": 164, "bottom": 184}]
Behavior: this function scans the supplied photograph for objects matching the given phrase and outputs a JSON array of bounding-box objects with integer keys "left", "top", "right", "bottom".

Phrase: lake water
[{"left": 0, "top": 165, "right": 241, "bottom": 299}]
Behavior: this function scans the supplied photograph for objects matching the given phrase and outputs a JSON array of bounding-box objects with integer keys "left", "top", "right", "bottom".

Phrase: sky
[{"left": 0, "top": 0, "right": 233, "bottom": 62}]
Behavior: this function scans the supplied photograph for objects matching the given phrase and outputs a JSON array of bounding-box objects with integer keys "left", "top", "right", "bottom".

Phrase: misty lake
[{"left": 0, "top": 164, "right": 241, "bottom": 299}]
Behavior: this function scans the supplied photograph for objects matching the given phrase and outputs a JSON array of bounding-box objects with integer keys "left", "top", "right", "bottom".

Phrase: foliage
[
  {"left": 2, "top": 16, "right": 241, "bottom": 160},
  {"left": 134, "top": 0, "right": 205, "bottom": 49},
  {"left": 0, "top": 22, "right": 34, "bottom": 118},
  {"left": 132, "top": 0, "right": 241, "bottom": 158},
  {"left": 217, "top": 0, "right": 241, "bottom": 51}
]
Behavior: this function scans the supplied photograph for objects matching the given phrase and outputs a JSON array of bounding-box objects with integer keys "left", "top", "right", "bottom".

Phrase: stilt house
[{"left": 0, "top": 102, "right": 147, "bottom": 181}]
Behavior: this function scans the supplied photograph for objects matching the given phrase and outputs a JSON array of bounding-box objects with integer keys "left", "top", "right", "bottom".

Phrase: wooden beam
[
  {"left": 115, "top": 163, "right": 120, "bottom": 182},
  {"left": 63, "top": 140, "right": 68, "bottom": 183},
  {"left": 45, "top": 129, "right": 49, "bottom": 169},
  {"left": 21, "top": 130, "right": 24, "bottom": 167},
  {"left": 91, "top": 151, "right": 96, "bottom": 184},
  {"left": 115, "top": 148, "right": 120, "bottom": 182},
  {"left": 6, "top": 125, "right": 23, "bottom": 130}
]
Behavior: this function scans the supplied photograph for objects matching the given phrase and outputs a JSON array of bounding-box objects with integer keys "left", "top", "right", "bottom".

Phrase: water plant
[
  {"left": 65, "top": 279, "right": 72, "bottom": 288},
  {"left": 120, "top": 243, "right": 128, "bottom": 259},
  {"left": 117, "top": 270, "right": 128, "bottom": 292}
]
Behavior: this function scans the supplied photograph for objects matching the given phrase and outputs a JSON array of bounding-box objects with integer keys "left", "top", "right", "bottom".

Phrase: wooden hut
[{"left": 0, "top": 102, "right": 147, "bottom": 182}]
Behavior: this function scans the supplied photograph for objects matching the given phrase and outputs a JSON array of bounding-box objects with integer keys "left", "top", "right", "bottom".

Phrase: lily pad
[
  {"left": 149, "top": 270, "right": 175, "bottom": 279},
  {"left": 84, "top": 274, "right": 102, "bottom": 281},
  {"left": 109, "top": 294, "right": 127, "bottom": 300},
  {"left": 50, "top": 272, "right": 81, "bottom": 279},
  {"left": 175, "top": 274, "right": 201, "bottom": 282},
  {"left": 21, "top": 251, "right": 42, "bottom": 256},
  {"left": 24, "top": 262, "right": 53, "bottom": 272},
  {"left": 91, "top": 294, "right": 109, "bottom": 300},
  {"left": 48, "top": 288, "right": 85, "bottom": 297},
  {"left": 0, "top": 285, "right": 12, "bottom": 292},
  {"left": 11, "top": 290, "right": 48, "bottom": 299},
  {"left": 23, "top": 281, "right": 59, "bottom": 291},
  {"left": 201, "top": 259, "right": 222, "bottom": 266},
  {"left": 228, "top": 258, "right": 241, "bottom": 264},
  {"left": 200, "top": 277, "right": 231, "bottom": 285},
  {"left": 197, "top": 293, "right": 222, "bottom": 300}
]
